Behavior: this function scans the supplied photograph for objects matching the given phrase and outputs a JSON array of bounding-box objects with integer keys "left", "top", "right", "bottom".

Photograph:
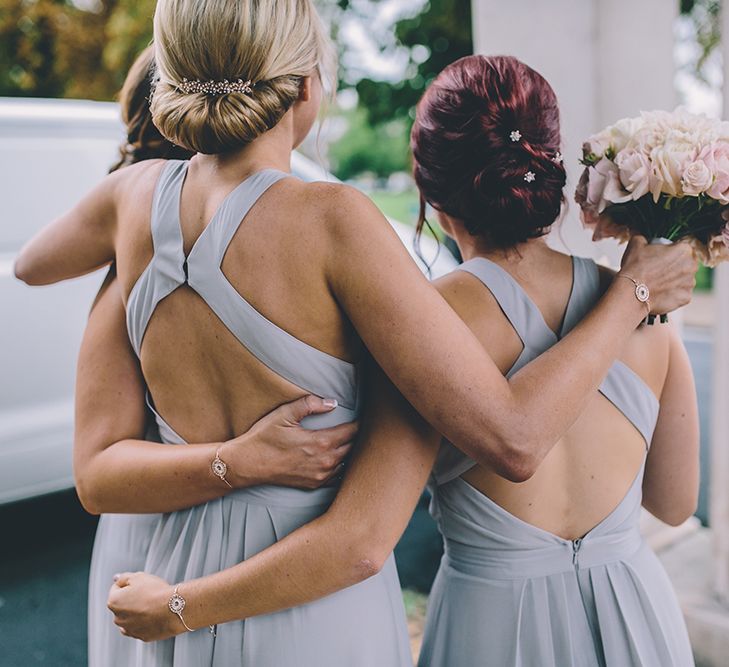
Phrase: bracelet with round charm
[
  {"left": 168, "top": 586, "right": 217, "bottom": 637},
  {"left": 616, "top": 273, "right": 651, "bottom": 318},
  {"left": 211, "top": 448, "right": 233, "bottom": 488}
]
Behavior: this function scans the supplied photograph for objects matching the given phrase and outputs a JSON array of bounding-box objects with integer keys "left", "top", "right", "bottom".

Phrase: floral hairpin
[
  {"left": 552, "top": 152, "right": 563, "bottom": 164},
  {"left": 176, "top": 78, "right": 255, "bottom": 96},
  {"left": 509, "top": 130, "right": 522, "bottom": 142},
  {"left": 524, "top": 171, "right": 536, "bottom": 183}
]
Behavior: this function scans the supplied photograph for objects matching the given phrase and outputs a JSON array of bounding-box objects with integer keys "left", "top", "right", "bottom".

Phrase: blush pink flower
[
  {"left": 682, "top": 159, "right": 714, "bottom": 196},
  {"left": 587, "top": 157, "right": 632, "bottom": 212},
  {"left": 576, "top": 169, "right": 632, "bottom": 243},
  {"left": 701, "top": 143, "right": 729, "bottom": 203},
  {"left": 615, "top": 149, "right": 651, "bottom": 199},
  {"left": 650, "top": 141, "right": 696, "bottom": 200}
]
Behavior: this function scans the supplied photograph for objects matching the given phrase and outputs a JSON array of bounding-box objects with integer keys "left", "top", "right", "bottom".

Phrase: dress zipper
[{"left": 572, "top": 537, "right": 583, "bottom": 567}]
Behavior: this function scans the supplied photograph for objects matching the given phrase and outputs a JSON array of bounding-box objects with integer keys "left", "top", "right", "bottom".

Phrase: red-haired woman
[{"left": 410, "top": 55, "right": 698, "bottom": 666}]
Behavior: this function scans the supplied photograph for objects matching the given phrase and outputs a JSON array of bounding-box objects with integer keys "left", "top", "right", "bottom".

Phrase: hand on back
[{"left": 220, "top": 396, "right": 357, "bottom": 490}]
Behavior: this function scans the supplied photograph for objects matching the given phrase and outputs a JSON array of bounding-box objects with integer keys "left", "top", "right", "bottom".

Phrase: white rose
[
  {"left": 650, "top": 144, "right": 694, "bottom": 200},
  {"left": 586, "top": 128, "right": 613, "bottom": 158},
  {"left": 610, "top": 117, "right": 643, "bottom": 153},
  {"left": 681, "top": 159, "right": 713, "bottom": 196}
]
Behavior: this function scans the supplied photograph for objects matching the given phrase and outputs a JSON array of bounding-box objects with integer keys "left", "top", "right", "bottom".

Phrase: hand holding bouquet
[{"left": 575, "top": 108, "right": 729, "bottom": 322}]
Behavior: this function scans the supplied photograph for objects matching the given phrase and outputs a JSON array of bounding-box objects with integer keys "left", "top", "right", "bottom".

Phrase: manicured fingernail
[{"left": 323, "top": 399, "right": 338, "bottom": 409}]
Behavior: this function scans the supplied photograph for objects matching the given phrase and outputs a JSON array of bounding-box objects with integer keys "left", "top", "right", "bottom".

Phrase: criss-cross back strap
[
  {"left": 125, "top": 161, "right": 358, "bottom": 413},
  {"left": 561, "top": 256, "right": 599, "bottom": 334},
  {"left": 571, "top": 259, "right": 659, "bottom": 445},
  {"left": 432, "top": 254, "right": 660, "bottom": 486},
  {"left": 126, "top": 160, "right": 188, "bottom": 356},
  {"left": 185, "top": 169, "right": 358, "bottom": 408},
  {"left": 458, "top": 257, "right": 560, "bottom": 377}
]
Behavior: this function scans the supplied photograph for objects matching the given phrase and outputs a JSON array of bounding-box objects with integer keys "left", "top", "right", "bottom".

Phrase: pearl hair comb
[{"left": 176, "top": 78, "right": 255, "bottom": 96}]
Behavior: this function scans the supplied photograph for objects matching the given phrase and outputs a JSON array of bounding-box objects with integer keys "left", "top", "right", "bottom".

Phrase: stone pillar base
[{"left": 656, "top": 525, "right": 729, "bottom": 667}]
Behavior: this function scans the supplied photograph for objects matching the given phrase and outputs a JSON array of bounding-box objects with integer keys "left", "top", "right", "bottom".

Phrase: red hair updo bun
[{"left": 411, "top": 55, "right": 567, "bottom": 249}]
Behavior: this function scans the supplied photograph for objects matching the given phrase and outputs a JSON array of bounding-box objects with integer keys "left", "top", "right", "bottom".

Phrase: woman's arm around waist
[
  {"left": 74, "top": 273, "right": 356, "bottom": 514},
  {"left": 108, "top": 361, "right": 440, "bottom": 640}
]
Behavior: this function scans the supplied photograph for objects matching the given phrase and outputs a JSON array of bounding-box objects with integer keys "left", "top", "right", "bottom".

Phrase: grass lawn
[{"left": 403, "top": 588, "right": 428, "bottom": 662}]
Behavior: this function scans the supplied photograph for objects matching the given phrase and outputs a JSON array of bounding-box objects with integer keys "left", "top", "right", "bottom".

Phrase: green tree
[
  {"left": 680, "top": 0, "right": 721, "bottom": 83},
  {"left": 328, "top": 108, "right": 410, "bottom": 180},
  {"left": 0, "top": 0, "right": 115, "bottom": 98},
  {"left": 328, "top": 0, "right": 471, "bottom": 180},
  {"left": 354, "top": 0, "right": 472, "bottom": 126}
]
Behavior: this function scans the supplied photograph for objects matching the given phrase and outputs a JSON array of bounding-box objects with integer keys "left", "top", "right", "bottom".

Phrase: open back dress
[
  {"left": 418, "top": 256, "right": 694, "bottom": 667},
  {"left": 87, "top": 160, "right": 412, "bottom": 667}
]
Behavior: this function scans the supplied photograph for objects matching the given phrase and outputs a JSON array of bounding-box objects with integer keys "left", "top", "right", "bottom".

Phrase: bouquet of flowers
[{"left": 576, "top": 108, "right": 729, "bottom": 269}]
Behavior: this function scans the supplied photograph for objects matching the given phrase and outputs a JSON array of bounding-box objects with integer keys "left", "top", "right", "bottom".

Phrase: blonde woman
[
  {"left": 17, "top": 46, "right": 356, "bottom": 667},
  {"left": 16, "top": 0, "right": 696, "bottom": 664}
]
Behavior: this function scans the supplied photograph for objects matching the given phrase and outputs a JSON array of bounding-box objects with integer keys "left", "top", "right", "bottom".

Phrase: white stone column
[
  {"left": 711, "top": 264, "right": 729, "bottom": 603},
  {"left": 471, "top": 0, "right": 677, "bottom": 263},
  {"left": 712, "top": 2, "right": 729, "bottom": 601}
]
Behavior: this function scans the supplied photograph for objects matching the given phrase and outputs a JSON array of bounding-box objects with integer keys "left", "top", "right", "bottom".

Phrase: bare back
[
  {"left": 436, "top": 245, "right": 670, "bottom": 540},
  {"left": 113, "top": 158, "right": 363, "bottom": 443}
]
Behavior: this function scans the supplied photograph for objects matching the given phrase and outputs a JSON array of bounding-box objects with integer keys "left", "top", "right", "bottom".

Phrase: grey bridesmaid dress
[
  {"left": 418, "top": 256, "right": 694, "bottom": 667},
  {"left": 87, "top": 161, "right": 412, "bottom": 667}
]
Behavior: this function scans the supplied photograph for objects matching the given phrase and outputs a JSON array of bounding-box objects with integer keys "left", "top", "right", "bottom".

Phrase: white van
[{"left": 0, "top": 96, "right": 455, "bottom": 505}]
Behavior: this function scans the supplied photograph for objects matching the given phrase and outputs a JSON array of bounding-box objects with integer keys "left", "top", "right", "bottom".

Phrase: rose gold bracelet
[
  {"left": 168, "top": 586, "right": 217, "bottom": 636},
  {"left": 616, "top": 273, "right": 651, "bottom": 316},
  {"left": 211, "top": 448, "right": 233, "bottom": 488}
]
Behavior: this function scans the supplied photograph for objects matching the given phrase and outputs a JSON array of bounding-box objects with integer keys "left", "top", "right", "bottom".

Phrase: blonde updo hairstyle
[{"left": 151, "top": 0, "right": 336, "bottom": 155}]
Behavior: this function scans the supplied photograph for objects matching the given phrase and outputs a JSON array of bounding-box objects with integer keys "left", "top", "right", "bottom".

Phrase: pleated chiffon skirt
[
  {"left": 418, "top": 476, "right": 694, "bottom": 667},
  {"left": 88, "top": 513, "right": 162, "bottom": 666},
  {"left": 90, "top": 484, "right": 412, "bottom": 667}
]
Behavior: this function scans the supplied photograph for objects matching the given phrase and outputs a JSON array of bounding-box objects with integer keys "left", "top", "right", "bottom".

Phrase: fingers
[
  {"left": 275, "top": 395, "right": 339, "bottom": 424},
  {"left": 324, "top": 461, "right": 348, "bottom": 485},
  {"left": 309, "top": 442, "right": 354, "bottom": 487},
  {"left": 312, "top": 420, "right": 358, "bottom": 450},
  {"left": 113, "top": 572, "right": 132, "bottom": 588},
  {"left": 627, "top": 234, "right": 648, "bottom": 249}
]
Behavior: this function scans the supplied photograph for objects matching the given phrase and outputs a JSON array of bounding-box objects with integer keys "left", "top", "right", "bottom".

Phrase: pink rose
[
  {"left": 682, "top": 159, "right": 713, "bottom": 196},
  {"left": 590, "top": 157, "right": 632, "bottom": 211},
  {"left": 615, "top": 149, "right": 651, "bottom": 199},
  {"left": 650, "top": 142, "right": 695, "bottom": 201},
  {"left": 576, "top": 168, "right": 632, "bottom": 243},
  {"left": 701, "top": 143, "right": 729, "bottom": 203}
]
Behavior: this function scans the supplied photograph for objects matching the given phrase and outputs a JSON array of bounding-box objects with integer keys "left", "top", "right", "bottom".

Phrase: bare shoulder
[
  {"left": 433, "top": 269, "right": 481, "bottom": 310},
  {"left": 433, "top": 269, "right": 505, "bottom": 331},
  {"left": 434, "top": 268, "right": 522, "bottom": 374},
  {"left": 114, "top": 159, "right": 167, "bottom": 202},
  {"left": 298, "top": 181, "right": 391, "bottom": 238},
  {"left": 111, "top": 160, "right": 169, "bottom": 234}
]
